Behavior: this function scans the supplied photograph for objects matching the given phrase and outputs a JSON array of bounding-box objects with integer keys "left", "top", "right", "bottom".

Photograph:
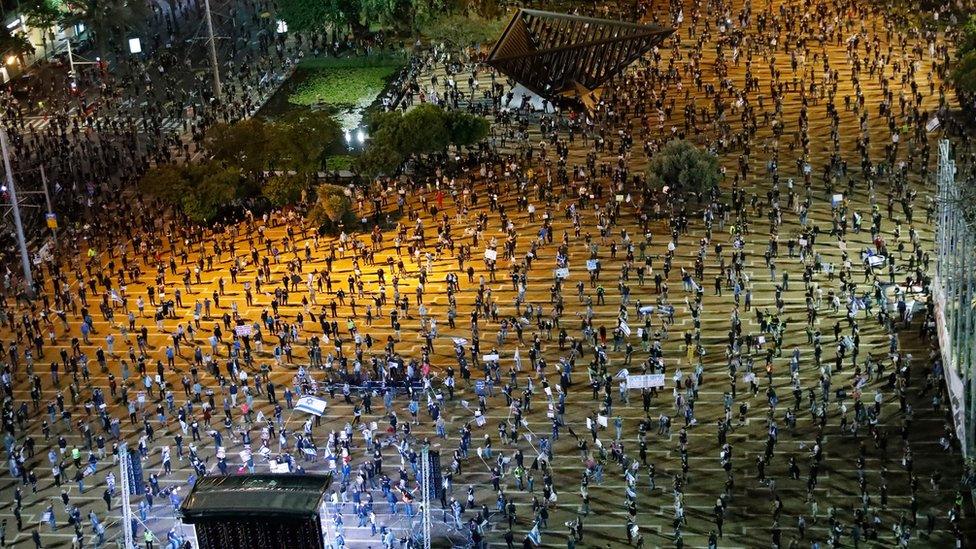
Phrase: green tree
[
  {"left": 262, "top": 174, "right": 307, "bottom": 207},
  {"left": 138, "top": 163, "right": 185, "bottom": 205},
  {"left": 446, "top": 110, "right": 490, "bottom": 146},
  {"left": 22, "top": 0, "right": 64, "bottom": 28},
  {"left": 358, "top": 104, "right": 488, "bottom": 174},
  {"left": 60, "top": 0, "right": 150, "bottom": 56},
  {"left": 399, "top": 104, "right": 451, "bottom": 153},
  {"left": 278, "top": 0, "right": 362, "bottom": 35},
  {"left": 960, "top": 14, "right": 976, "bottom": 58},
  {"left": 181, "top": 164, "right": 241, "bottom": 222},
  {"left": 321, "top": 192, "right": 352, "bottom": 222},
  {"left": 409, "top": 0, "right": 443, "bottom": 34},
  {"left": 271, "top": 110, "right": 342, "bottom": 175},
  {"left": 308, "top": 183, "right": 354, "bottom": 232},
  {"left": 646, "top": 139, "right": 721, "bottom": 200},
  {"left": 0, "top": 28, "right": 36, "bottom": 67},
  {"left": 422, "top": 13, "right": 505, "bottom": 47},
  {"left": 359, "top": 0, "right": 405, "bottom": 30},
  {"left": 355, "top": 130, "right": 403, "bottom": 176},
  {"left": 205, "top": 118, "right": 273, "bottom": 174},
  {"left": 139, "top": 162, "right": 248, "bottom": 223},
  {"left": 21, "top": 0, "right": 63, "bottom": 56},
  {"left": 952, "top": 51, "right": 976, "bottom": 95}
]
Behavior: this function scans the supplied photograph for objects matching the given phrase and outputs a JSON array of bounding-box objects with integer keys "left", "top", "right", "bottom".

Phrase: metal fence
[{"left": 934, "top": 139, "right": 976, "bottom": 457}]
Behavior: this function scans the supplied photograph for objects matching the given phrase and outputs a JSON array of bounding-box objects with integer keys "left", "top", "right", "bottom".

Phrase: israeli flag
[{"left": 295, "top": 396, "right": 328, "bottom": 417}]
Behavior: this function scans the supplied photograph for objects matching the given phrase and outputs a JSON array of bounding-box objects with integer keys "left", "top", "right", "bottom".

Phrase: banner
[{"left": 625, "top": 374, "right": 665, "bottom": 390}]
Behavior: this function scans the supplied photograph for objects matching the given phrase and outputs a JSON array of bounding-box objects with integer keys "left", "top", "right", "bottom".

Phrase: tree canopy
[
  {"left": 150, "top": 112, "right": 342, "bottom": 219},
  {"left": 263, "top": 174, "right": 307, "bottom": 207},
  {"left": 0, "top": 28, "right": 36, "bottom": 65},
  {"left": 57, "top": 0, "right": 149, "bottom": 55},
  {"left": 646, "top": 139, "right": 721, "bottom": 200},
  {"left": 952, "top": 15, "right": 976, "bottom": 96},
  {"left": 270, "top": 111, "right": 342, "bottom": 175},
  {"left": 422, "top": 13, "right": 505, "bottom": 48},
  {"left": 357, "top": 104, "right": 489, "bottom": 175},
  {"left": 277, "top": 0, "right": 362, "bottom": 33},
  {"left": 205, "top": 113, "right": 341, "bottom": 176},
  {"left": 205, "top": 118, "right": 274, "bottom": 174},
  {"left": 308, "top": 184, "right": 356, "bottom": 233},
  {"left": 139, "top": 161, "right": 246, "bottom": 223},
  {"left": 22, "top": 0, "right": 64, "bottom": 29}
]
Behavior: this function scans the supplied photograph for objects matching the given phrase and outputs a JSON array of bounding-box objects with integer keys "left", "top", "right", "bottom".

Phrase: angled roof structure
[{"left": 486, "top": 9, "right": 673, "bottom": 102}]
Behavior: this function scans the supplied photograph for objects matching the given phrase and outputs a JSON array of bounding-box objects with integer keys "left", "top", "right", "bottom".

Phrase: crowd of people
[{"left": 1, "top": 0, "right": 975, "bottom": 547}]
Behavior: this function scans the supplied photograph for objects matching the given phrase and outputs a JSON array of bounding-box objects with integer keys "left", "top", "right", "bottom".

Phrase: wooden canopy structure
[{"left": 486, "top": 9, "right": 673, "bottom": 106}]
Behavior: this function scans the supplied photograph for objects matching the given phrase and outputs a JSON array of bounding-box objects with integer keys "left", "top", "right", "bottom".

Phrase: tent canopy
[{"left": 180, "top": 474, "right": 332, "bottom": 522}]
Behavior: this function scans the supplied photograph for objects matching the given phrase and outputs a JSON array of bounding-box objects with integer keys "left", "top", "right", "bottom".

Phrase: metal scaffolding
[
  {"left": 934, "top": 139, "right": 976, "bottom": 457},
  {"left": 118, "top": 443, "right": 135, "bottom": 549},
  {"left": 420, "top": 446, "right": 432, "bottom": 549}
]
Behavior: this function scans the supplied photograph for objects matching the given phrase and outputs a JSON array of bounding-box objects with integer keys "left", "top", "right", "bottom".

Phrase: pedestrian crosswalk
[{"left": 19, "top": 115, "right": 188, "bottom": 133}]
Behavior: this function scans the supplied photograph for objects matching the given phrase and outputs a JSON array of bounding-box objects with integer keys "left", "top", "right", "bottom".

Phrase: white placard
[
  {"left": 597, "top": 415, "right": 608, "bottom": 427},
  {"left": 235, "top": 324, "right": 252, "bottom": 337},
  {"left": 586, "top": 259, "right": 599, "bottom": 271},
  {"left": 483, "top": 354, "right": 500, "bottom": 362},
  {"left": 484, "top": 249, "right": 498, "bottom": 261},
  {"left": 554, "top": 268, "right": 570, "bottom": 279},
  {"left": 625, "top": 374, "right": 666, "bottom": 390},
  {"left": 270, "top": 461, "right": 290, "bottom": 473}
]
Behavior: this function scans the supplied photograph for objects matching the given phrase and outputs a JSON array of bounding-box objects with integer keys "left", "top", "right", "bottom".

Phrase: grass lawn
[{"left": 288, "top": 56, "right": 405, "bottom": 109}]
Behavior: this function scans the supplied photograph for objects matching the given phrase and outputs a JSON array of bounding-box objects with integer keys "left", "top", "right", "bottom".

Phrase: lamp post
[
  {"left": 0, "top": 126, "right": 34, "bottom": 297},
  {"left": 204, "top": 0, "right": 223, "bottom": 101}
]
